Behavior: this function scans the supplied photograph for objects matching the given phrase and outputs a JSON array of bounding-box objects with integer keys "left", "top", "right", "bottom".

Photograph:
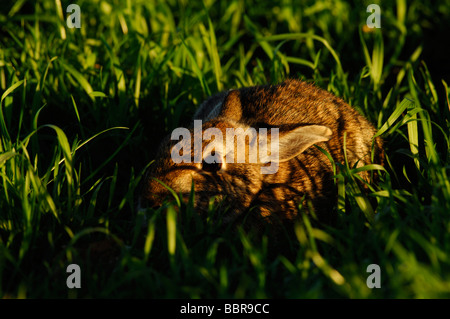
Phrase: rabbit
[{"left": 140, "top": 79, "right": 384, "bottom": 227}]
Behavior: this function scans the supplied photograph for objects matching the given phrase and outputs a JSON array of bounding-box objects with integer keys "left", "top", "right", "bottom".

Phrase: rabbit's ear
[
  {"left": 259, "top": 125, "right": 332, "bottom": 163},
  {"left": 218, "top": 90, "right": 242, "bottom": 122},
  {"left": 278, "top": 125, "right": 332, "bottom": 161}
]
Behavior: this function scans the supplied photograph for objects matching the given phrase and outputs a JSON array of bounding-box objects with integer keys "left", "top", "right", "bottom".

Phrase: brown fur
[{"left": 141, "top": 79, "right": 384, "bottom": 227}]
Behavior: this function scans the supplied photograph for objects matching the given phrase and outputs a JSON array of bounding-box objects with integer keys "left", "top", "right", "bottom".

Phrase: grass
[{"left": 1, "top": 0, "right": 450, "bottom": 298}]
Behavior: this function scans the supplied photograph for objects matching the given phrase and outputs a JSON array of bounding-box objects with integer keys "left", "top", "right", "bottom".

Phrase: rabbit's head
[{"left": 140, "top": 90, "right": 333, "bottom": 223}]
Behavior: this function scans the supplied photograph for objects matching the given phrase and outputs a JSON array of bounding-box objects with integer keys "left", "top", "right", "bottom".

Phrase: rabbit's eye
[
  {"left": 202, "top": 160, "right": 222, "bottom": 173},
  {"left": 202, "top": 152, "right": 223, "bottom": 173}
]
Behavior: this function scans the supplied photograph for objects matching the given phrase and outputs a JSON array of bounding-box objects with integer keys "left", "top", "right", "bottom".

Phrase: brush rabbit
[{"left": 140, "top": 79, "right": 383, "bottom": 226}]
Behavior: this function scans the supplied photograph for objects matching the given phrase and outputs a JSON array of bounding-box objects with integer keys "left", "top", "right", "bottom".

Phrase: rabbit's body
[{"left": 142, "top": 79, "right": 383, "bottom": 225}]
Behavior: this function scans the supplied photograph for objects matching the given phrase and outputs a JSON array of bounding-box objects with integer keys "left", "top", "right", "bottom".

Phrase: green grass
[{"left": 1, "top": 0, "right": 450, "bottom": 298}]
